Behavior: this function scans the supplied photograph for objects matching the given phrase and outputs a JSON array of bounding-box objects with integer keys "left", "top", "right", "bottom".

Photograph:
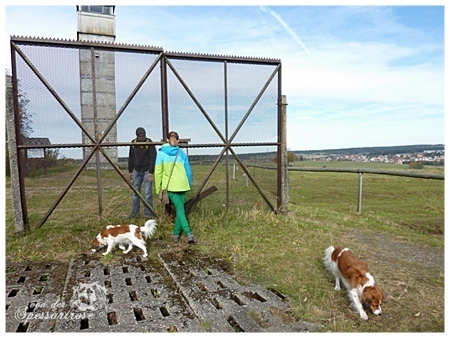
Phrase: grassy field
[{"left": 4, "top": 161, "right": 445, "bottom": 332}]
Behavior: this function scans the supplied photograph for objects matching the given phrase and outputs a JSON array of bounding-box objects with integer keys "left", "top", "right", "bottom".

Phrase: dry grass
[
  {"left": 4, "top": 163, "right": 444, "bottom": 332},
  {"left": 193, "top": 207, "right": 444, "bottom": 332}
]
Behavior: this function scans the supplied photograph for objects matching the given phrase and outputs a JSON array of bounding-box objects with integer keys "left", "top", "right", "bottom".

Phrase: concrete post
[
  {"left": 279, "top": 95, "right": 289, "bottom": 214},
  {"left": 357, "top": 172, "right": 363, "bottom": 214},
  {"left": 5, "top": 75, "right": 28, "bottom": 234}
]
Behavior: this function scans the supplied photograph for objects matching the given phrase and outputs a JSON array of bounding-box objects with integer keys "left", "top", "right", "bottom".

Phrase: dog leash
[{"left": 164, "top": 149, "right": 180, "bottom": 191}]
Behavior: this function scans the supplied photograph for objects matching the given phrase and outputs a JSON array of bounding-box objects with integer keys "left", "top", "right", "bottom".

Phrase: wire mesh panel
[
  {"left": 115, "top": 50, "right": 163, "bottom": 148},
  {"left": 165, "top": 55, "right": 281, "bottom": 213},
  {"left": 165, "top": 59, "right": 223, "bottom": 148},
  {"left": 165, "top": 59, "right": 279, "bottom": 147},
  {"left": 14, "top": 44, "right": 83, "bottom": 154},
  {"left": 226, "top": 63, "right": 279, "bottom": 145},
  {"left": 8, "top": 37, "right": 283, "bottom": 230}
]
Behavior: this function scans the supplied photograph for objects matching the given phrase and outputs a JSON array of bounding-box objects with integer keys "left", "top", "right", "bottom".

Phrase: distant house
[
  {"left": 22, "top": 137, "right": 51, "bottom": 175},
  {"left": 179, "top": 138, "right": 191, "bottom": 156}
]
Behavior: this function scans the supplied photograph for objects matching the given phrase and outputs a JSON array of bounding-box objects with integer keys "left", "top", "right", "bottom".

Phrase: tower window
[{"left": 79, "top": 6, "right": 114, "bottom": 15}]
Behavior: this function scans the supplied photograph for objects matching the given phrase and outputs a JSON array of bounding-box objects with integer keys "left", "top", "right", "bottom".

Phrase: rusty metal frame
[
  {"left": 9, "top": 36, "right": 283, "bottom": 230},
  {"left": 163, "top": 54, "right": 282, "bottom": 213}
]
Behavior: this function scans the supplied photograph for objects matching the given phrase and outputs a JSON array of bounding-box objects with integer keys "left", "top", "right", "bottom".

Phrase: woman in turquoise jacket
[{"left": 154, "top": 131, "right": 197, "bottom": 244}]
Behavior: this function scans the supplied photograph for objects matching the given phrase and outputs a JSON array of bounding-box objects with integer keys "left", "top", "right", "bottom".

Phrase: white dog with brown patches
[
  {"left": 91, "top": 220, "right": 157, "bottom": 258},
  {"left": 324, "top": 246, "right": 383, "bottom": 320}
]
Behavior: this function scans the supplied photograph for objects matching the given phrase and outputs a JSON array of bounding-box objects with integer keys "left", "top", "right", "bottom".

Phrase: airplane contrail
[{"left": 260, "top": 6, "right": 311, "bottom": 55}]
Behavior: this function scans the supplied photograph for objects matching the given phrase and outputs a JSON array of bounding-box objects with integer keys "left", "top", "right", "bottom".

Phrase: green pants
[{"left": 168, "top": 191, "right": 192, "bottom": 236}]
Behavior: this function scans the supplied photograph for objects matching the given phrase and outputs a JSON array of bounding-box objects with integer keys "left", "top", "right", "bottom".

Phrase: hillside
[
  {"left": 292, "top": 144, "right": 444, "bottom": 156},
  {"left": 119, "top": 144, "right": 444, "bottom": 163}
]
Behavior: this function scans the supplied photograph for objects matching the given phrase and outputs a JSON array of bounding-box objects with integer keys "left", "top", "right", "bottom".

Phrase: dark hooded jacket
[{"left": 128, "top": 137, "right": 156, "bottom": 174}]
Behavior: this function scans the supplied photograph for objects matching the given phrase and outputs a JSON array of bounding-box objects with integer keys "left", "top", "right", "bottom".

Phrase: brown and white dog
[
  {"left": 323, "top": 246, "right": 383, "bottom": 320},
  {"left": 91, "top": 220, "right": 157, "bottom": 258}
]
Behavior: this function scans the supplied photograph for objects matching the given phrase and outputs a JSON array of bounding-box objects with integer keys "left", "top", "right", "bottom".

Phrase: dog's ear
[
  {"left": 375, "top": 286, "right": 383, "bottom": 301},
  {"left": 362, "top": 296, "right": 372, "bottom": 312},
  {"left": 361, "top": 288, "right": 375, "bottom": 311},
  {"left": 91, "top": 238, "right": 101, "bottom": 250},
  {"left": 368, "top": 286, "right": 383, "bottom": 303},
  {"left": 362, "top": 286, "right": 383, "bottom": 313}
]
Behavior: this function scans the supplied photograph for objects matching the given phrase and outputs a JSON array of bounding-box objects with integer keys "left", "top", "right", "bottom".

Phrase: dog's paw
[
  {"left": 334, "top": 285, "right": 341, "bottom": 291},
  {"left": 360, "top": 312, "right": 368, "bottom": 320},
  {"left": 142, "top": 253, "right": 148, "bottom": 258},
  {"left": 102, "top": 252, "right": 108, "bottom": 256}
]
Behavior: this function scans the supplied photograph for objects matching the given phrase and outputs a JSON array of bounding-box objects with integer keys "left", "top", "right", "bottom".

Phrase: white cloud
[
  {"left": 259, "top": 6, "right": 311, "bottom": 55},
  {"left": 4, "top": 5, "right": 444, "bottom": 152}
]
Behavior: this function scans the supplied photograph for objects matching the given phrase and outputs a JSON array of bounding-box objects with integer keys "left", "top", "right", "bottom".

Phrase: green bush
[{"left": 409, "top": 161, "right": 424, "bottom": 169}]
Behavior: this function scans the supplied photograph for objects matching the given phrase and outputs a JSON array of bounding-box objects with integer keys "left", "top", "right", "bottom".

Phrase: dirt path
[{"left": 346, "top": 230, "right": 444, "bottom": 270}]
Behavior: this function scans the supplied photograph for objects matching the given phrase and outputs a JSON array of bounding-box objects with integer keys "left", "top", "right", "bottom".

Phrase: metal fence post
[{"left": 357, "top": 172, "right": 363, "bottom": 214}]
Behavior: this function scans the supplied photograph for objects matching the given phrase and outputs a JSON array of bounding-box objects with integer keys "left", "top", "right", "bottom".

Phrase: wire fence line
[
  {"left": 249, "top": 164, "right": 444, "bottom": 180},
  {"left": 288, "top": 166, "right": 444, "bottom": 180},
  {"left": 248, "top": 164, "right": 444, "bottom": 214}
]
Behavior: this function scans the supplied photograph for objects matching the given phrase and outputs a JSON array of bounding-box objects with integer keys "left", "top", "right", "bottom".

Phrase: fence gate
[{"left": 7, "top": 36, "right": 287, "bottom": 233}]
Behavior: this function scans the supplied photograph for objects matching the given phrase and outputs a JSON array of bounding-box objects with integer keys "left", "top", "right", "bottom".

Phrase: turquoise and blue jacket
[{"left": 154, "top": 144, "right": 192, "bottom": 194}]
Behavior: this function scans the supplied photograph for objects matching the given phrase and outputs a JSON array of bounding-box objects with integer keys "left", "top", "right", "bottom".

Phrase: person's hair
[
  {"left": 136, "top": 127, "right": 146, "bottom": 136},
  {"left": 168, "top": 131, "right": 179, "bottom": 140}
]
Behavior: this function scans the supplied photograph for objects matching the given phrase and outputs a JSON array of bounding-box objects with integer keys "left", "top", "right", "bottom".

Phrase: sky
[{"left": 2, "top": 1, "right": 446, "bottom": 151}]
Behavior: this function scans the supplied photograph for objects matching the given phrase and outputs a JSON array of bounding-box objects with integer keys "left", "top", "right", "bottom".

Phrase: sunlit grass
[{"left": 5, "top": 161, "right": 444, "bottom": 332}]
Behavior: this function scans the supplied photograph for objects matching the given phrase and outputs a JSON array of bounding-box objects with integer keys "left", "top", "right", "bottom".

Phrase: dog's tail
[
  {"left": 141, "top": 219, "right": 157, "bottom": 240},
  {"left": 323, "top": 246, "right": 335, "bottom": 272}
]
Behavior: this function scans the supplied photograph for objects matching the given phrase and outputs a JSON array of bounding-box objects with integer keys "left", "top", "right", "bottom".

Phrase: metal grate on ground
[
  {"left": 5, "top": 260, "right": 69, "bottom": 332},
  {"left": 157, "top": 248, "right": 318, "bottom": 332},
  {"left": 5, "top": 246, "right": 319, "bottom": 332}
]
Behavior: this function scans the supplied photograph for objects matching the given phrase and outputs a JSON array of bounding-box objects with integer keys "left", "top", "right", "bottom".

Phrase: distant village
[{"left": 302, "top": 149, "right": 445, "bottom": 165}]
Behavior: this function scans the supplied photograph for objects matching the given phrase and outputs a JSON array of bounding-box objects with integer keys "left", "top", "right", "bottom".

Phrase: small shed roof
[{"left": 22, "top": 137, "right": 51, "bottom": 146}]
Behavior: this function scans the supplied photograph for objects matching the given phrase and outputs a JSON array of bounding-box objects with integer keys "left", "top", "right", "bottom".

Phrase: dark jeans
[{"left": 131, "top": 169, "right": 153, "bottom": 218}]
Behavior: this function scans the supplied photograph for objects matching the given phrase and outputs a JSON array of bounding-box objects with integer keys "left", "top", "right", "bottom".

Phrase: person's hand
[
  {"left": 129, "top": 172, "right": 133, "bottom": 180},
  {"left": 147, "top": 173, "right": 154, "bottom": 182}
]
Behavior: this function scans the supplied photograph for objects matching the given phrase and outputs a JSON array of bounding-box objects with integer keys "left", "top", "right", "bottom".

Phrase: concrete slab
[
  {"left": 5, "top": 243, "right": 319, "bottom": 332},
  {"left": 157, "top": 246, "right": 319, "bottom": 332}
]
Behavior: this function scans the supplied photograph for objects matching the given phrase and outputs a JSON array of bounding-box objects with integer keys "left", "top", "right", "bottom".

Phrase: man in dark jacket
[{"left": 128, "top": 127, "right": 157, "bottom": 218}]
